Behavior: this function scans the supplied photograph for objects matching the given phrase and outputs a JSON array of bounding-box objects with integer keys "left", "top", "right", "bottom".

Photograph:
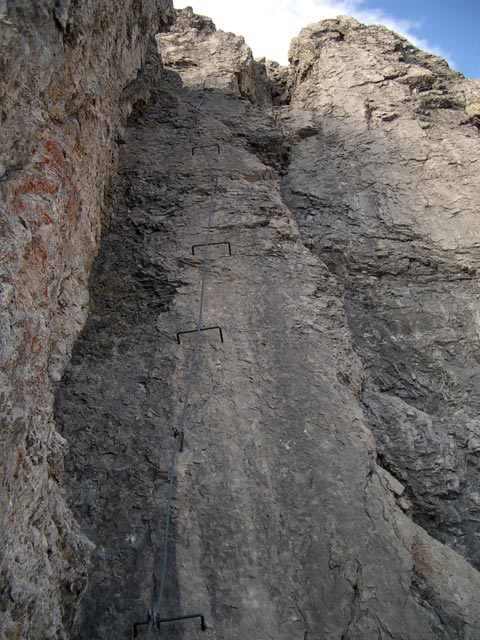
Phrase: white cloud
[{"left": 172, "top": 0, "right": 455, "bottom": 68}]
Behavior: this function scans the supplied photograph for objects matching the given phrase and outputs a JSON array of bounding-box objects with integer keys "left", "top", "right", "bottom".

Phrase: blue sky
[{"left": 173, "top": 1, "right": 479, "bottom": 78}]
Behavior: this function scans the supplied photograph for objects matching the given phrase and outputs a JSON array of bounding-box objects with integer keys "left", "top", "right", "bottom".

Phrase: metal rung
[
  {"left": 176, "top": 326, "right": 224, "bottom": 344},
  {"left": 133, "top": 612, "right": 207, "bottom": 637},
  {"left": 133, "top": 614, "right": 151, "bottom": 637},
  {"left": 192, "top": 143, "right": 220, "bottom": 155},
  {"left": 192, "top": 241, "right": 232, "bottom": 256},
  {"left": 158, "top": 613, "right": 207, "bottom": 630}
]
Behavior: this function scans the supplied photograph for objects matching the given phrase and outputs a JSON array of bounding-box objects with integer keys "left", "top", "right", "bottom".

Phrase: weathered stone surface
[
  {"left": 3, "top": 3, "right": 480, "bottom": 637},
  {"left": 55, "top": 10, "right": 480, "bottom": 640},
  {"left": 0, "top": 1, "right": 173, "bottom": 637},
  {"left": 157, "top": 7, "right": 274, "bottom": 104},
  {"left": 281, "top": 16, "right": 480, "bottom": 571}
]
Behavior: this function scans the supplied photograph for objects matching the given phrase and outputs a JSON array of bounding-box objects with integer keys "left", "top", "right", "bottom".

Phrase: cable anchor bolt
[{"left": 172, "top": 426, "right": 185, "bottom": 452}]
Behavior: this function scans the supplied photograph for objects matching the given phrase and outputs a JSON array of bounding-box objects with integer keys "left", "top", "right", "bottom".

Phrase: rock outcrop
[
  {"left": 0, "top": 1, "right": 173, "bottom": 638},
  {"left": 54, "top": 8, "right": 480, "bottom": 640},
  {"left": 158, "top": 7, "right": 274, "bottom": 104},
  {"left": 282, "top": 15, "right": 480, "bottom": 569},
  {"left": 3, "top": 4, "right": 480, "bottom": 639}
]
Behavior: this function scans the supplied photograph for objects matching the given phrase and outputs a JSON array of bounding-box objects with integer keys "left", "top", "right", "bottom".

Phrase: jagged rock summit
[{"left": 2, "top": 3, "right": 480, "bottom": 639}]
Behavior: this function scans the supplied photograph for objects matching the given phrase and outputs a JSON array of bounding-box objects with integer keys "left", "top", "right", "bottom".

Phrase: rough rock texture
[
  {"left": 282, "top": 15, "right": 480, "bottom": 569},
  {"left": 158, "top": 7, "right": 275, "bottom": 104},
  {"left": 54, "top": 10, "right": 480, "bottom": 640},
  {"left": 0, "top": 1, "right": 173, "bottom": 638}
]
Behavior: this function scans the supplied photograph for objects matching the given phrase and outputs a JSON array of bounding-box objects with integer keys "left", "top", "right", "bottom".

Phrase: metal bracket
[
  {"left": 133, "top": 614, "right": 151, "bottom": 637},
  {"left": 158, "top": 613, "right": 207, "bottom": 631},
  {"left": 192, "top": 143, "right": 220, "bottom": 156},
  {"left": 133, "top": 612, "right": 207, "bottom": 637},
  {"left": 192, "top": 241, "right": 232, "bottom": 256},
  {"left": 177, "top": 326, "right": 224, "bottom": 344}
]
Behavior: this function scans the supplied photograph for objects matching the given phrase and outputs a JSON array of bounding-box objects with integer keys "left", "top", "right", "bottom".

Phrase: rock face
[
  {"left": 0, "top": 1, "right": 173, "bottom": 638},
  {"left": 52, "top": 8, "right": 480, "bottom": 640},
  {"left": 158, "top": 7, "right": 273, "bottom": 103},
  {"left": 282, "top": 15, "right": 480, "bottom": 569},
  {"left": 3, "top": 4, "right": 480, "bottom": 639}
]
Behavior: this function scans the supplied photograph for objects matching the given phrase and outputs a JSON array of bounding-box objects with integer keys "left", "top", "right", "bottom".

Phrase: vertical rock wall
[
  {"left": 282, "top": 16, "right": 480, "bottom": 569},
  {"left": 55, "top": 9, "right": 480, "bottom": 640},
  {"left": 0, "top": 1, "right": 173, "bottom": 637}
]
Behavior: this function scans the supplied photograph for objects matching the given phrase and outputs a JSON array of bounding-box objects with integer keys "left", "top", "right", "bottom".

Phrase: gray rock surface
[
  {"left": 281, "top": 15, "right": 480, "bottom": 569},
  {"left": 55, "top": 10, "right": 480, "bottom": 640},
  {"left": 0, "top": 1, "right": 173, "bottom": 637},
  {"left": 157, "top": 7, "right": 275, "bottom": 104}
]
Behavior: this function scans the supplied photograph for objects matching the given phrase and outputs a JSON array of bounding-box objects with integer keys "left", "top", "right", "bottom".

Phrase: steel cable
[{"left": 146, "top": 83, "right": 217, "bottom": 638}]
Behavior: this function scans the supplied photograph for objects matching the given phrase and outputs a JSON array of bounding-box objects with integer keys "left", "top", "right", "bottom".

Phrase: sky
[{"left": 172, "top": 1, "right": 480, "bottom": 78}]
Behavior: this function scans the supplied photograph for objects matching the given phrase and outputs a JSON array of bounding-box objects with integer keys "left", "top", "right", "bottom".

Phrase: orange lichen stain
[
  {"left": 18, "top": 180, "right": 48, "bottom": 196},
  {"left": 25, "top": 179, "right": 59, "bottom": 196},
  {"left": 11, "top": 201, "right": 26, "bottom": 214},
  {"left": 11, "top": 144, "right": 69, "bottom": 212},
  {"left": 0, "top": 58, "right": 10, "bottom": 74},
  {"left": 13, "top": 452, "right": 25, "bottom": 481},
  {"left": 40, "top": 291, "right": 49, "bottom": 308},
  {"left": 412, "top": 545, "right": 431, "bottom": 574},
  {"left": 65, "top": 189, "right": 80, "bottom": 217},
  {"left": 10, "top": 140, "right": 81, "bottom": 227},
  {"left": 38, "top": 246, "right": 47, "bottom": 263},
  {"left": 22, "top": 241, "right": 48, "bottom": 269},
  {"left": 30, "top": 336, "right": 43, "bottom": 354},
  {"left": 43, "top": 139, "right": 74, "bottom": 186},
  {"left": 412, "top": 540, "right": 450, "bottom": 586}
]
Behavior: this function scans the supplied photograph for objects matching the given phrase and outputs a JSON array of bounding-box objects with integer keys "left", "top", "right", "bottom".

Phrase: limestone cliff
[
  {"left": 0, "top": 1, "right": 173, "bottom": 638},
  {"left": 283, "top": 15, "right": 480, "bottom": 569},
  {"left": 3, "top": 4, "right": 480, "bottom": 639}
]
